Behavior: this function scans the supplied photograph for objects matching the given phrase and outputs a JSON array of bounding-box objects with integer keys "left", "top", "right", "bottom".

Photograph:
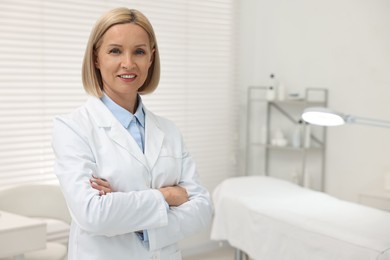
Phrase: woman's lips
[{"left": 117, "top": 74, "right": 137, "bottom": 82}]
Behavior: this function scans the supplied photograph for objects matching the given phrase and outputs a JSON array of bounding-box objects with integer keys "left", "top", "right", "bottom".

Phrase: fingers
[
  {"left": 90, "top": 181, "right": 110, "bottom": 195},
  {"left": 90, "top": 175, "right": 113, "bottom": 196},
  {"left": 99, "top": 189, "right": 107, "bottom": 196},
  {"left": 91, "top": 175, "right": 109, "bottom": 186}
]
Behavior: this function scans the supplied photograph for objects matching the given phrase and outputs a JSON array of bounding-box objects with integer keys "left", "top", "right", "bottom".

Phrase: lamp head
[
  {"left": 302, "top": 107, "right": 346, "bottom": 126},
  {"left": 302, "top": 107, "right": 390, "bottom": 128}
]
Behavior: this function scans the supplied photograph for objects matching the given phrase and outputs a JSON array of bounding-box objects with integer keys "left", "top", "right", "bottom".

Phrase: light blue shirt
[{"left": 101, "top": 93, "right": 145, "bottom": 153}]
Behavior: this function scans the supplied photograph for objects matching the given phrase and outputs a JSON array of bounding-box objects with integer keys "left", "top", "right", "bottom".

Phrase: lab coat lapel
[
  {"left": 86, "top": 97, "right": 148, "bottom": 168},
  {"left": 107, "top": 124, "right": 147, "bottom": 167},
  {"left": 144, "top": 109, "right": 164, "bottom": 170}
]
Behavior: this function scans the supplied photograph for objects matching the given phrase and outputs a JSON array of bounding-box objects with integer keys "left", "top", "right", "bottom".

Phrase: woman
[{"left": 52, "top": 7, "right": 213, "bottom": 260}]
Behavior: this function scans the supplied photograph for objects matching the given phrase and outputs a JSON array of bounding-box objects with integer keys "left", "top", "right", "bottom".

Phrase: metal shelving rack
[{"left": 245, "top": 86, "right": 328, "bottom": 191}]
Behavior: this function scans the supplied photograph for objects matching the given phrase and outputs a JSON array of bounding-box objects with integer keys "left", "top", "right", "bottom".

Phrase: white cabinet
[{"left": 245, "top": 87, "right": 328, "bottom": 191}]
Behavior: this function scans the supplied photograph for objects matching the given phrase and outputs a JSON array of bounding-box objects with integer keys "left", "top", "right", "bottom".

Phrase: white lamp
[{"left": 302, "top": 107, "right": 390, "bottom": 128}]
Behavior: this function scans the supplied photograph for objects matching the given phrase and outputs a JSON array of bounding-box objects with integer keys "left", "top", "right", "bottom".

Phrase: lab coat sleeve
[
  {"left": 52, "top": 116, "right": 168, "bottom": 237},
  {"left": 147, "top": 145, "right": 213, "bottom": 251}
]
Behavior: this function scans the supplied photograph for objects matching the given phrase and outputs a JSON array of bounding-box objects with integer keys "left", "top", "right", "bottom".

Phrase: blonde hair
[{"left": 82, "top": 7, "right": 160, "bottom": 97}]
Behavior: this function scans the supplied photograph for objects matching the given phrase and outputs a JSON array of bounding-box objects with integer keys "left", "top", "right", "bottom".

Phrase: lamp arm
[{"left": 346, "top": 115, "right": 390, "bottom": 128}]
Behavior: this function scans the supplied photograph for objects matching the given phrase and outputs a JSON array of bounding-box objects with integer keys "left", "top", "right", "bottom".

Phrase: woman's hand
[
  {"left": 90, "top": 175, "right": 113, "bottom": 196},
  {"left": 159, "top": 186, "right": 189, "bottom": 207}
]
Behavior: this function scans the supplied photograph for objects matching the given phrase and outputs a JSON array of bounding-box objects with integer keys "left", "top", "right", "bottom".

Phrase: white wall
[{"left": 238, "top": 0, "right": 390, "bottom": 202}]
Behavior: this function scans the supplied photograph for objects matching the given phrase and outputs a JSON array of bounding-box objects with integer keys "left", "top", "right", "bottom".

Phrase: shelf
[
  {"left": 270, "top": 100, "right": 326, "bottom": 106},
  {"left": 250, "top": 99, "right": 327, "bottom": 106},
  {"left": 251, "top": 143, "right": 324, "bottom": 151},
  {"left": 245, "top": 86, "right": 328, "bottom": 191}
]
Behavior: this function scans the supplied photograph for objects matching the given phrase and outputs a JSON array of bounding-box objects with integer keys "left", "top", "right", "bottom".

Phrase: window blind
[{"left": 0, "top": 0, "right": 238, "bottom": 192}]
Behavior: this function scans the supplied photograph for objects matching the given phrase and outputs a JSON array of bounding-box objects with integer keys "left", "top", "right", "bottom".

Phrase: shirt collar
[{"left": 100, "top": 93, "right": 145, "bottom": 129}]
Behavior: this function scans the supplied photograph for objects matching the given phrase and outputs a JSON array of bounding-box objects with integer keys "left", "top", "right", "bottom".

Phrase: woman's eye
[
  {"left": 108, "top": 48, "right": 121, "bottom": 55},
  {"left": 135, "top": 49, "right": 145, "bottom": 55}
]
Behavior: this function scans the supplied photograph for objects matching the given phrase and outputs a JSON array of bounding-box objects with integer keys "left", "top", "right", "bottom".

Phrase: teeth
[{"left": 120, "top": 75, "right": 135, "bottom": 79}]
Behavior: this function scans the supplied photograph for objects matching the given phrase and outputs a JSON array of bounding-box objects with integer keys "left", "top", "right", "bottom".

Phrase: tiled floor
[{"left": 183, "top": 246, "right": 236, "bottom": 260}]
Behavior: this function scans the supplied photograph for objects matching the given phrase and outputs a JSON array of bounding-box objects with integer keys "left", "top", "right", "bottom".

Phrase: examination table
[{"left": 211, "top": 176, "right": 390, "bottom": 260}]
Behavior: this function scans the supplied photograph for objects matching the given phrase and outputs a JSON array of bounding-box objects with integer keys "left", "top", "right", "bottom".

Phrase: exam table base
[{"left": 235, "top": 249, "right": 249, "bottom": 260}]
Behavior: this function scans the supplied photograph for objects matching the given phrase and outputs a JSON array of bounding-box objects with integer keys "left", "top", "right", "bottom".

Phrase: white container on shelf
[
  {"left": 267, "top": 74, "right": 277, "bottom": 101},
  {"left": 291, "top": 121, "right": 303, "bottom": 148},
  {"left": 266, "top": 86, "right": 276, "bottom": 101},
  {"left": 271, "top": 128, "right": 287, "bottom": 147}
]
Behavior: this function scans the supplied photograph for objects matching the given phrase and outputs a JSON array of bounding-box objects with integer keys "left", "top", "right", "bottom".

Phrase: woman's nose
[{"left": 121, "top": 54, "right": 134, "bottom": 69}]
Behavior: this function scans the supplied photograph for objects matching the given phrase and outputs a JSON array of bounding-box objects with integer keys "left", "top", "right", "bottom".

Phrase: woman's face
[{"left": 95, "top": 23, "right": 154, "bottom": 101}]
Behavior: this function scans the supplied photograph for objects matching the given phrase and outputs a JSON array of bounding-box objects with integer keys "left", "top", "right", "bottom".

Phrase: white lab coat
[{"left": 52, "top": 96, "right": 213, "bottom": 260}]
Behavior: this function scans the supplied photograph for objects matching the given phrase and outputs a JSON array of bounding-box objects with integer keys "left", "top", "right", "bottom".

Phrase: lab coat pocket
[
  {"left": 159, "top": 145, "right": 181, "bottom": 158},
  {"left": 152, "top": 146, "right": 182, "bottom": 187},
  {"left": 153, "top": 156, "right": 182, "bottom": 187}
]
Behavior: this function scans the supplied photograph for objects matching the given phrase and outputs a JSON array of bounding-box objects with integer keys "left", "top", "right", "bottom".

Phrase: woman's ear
[
  {"left": 94, "top": 51, "right": 100, "bottom": 69},
  {"left": 94, "top": 59, "right": 100, "bottom": 69},
  {"left": 149, "top": 48, "right": 155, "bottom": 66}
]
